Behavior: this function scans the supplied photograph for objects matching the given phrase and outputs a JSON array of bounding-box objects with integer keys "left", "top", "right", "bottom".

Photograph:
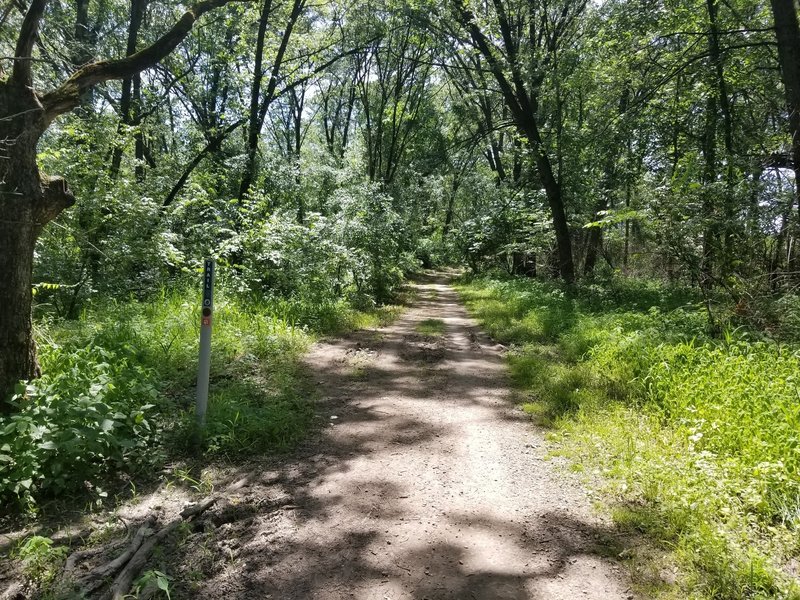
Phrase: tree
[
  {"left": 770, "top": 0, "right": 800, "bottom": 231},
  {"left": 316, "top": 57, "right": 358, "bottom": 160},
  {"left": 109, "top": 0, "right": 148, "bottom": 180},
  {"left": 446, "top": 0, "right": 588, "bottom": 283},
  {"left": 238, "top": 0, "right": 306, "bottom": 199},
  {"left": 0, "top": 0, "right": 244, "bottom": 407},
  {"left": 356, "top": 15, "right": 434, "bottom": 185}
]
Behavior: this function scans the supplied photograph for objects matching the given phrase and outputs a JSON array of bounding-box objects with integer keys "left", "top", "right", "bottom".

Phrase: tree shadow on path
[{"left": 178, "top": 275, "right": 639, "bottom": 600}]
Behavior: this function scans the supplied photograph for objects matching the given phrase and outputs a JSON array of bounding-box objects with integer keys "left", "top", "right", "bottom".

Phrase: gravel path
[{"left": 203, "top": 275, "right": 634, "bottom": 599}]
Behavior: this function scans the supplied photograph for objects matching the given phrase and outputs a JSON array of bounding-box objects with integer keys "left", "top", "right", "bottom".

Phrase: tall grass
[
  {"left": 1, "top": 286, "right": 402, "bottom": 513},
  {"left": 457, "top": 275, "right": 800, "bottom": 600}
]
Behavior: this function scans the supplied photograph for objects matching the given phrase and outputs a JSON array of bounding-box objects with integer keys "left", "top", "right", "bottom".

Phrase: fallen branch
[
  {"left": 65, "top": 517, "right": 132, "bottom": 575},
  {"left": 103, "top": 495, "right": 224, "bottom": 600},
  {"left": 77, "top": 517, "right": 156, "bottom": 596},
  {"left": 66, "top": 475, "right": 252, "bottom": 599}
]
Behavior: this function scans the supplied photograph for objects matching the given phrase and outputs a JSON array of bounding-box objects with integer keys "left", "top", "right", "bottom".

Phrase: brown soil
[
  {"left": 191, "top": 275, "right": 636, "bottom": 599},
  {"left": 2, "top": 275, "right": 638, "bottom": 600}
]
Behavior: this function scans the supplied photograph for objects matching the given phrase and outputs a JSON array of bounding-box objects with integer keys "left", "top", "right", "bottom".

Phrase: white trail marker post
[{"left": 196, "top": 258, "right": 215, "bottom": 429}]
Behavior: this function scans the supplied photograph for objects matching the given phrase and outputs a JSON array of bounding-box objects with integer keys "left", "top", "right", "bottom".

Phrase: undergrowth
[
  {"left": 416, "top": 318, "right": 446, "bottom": 336},
  {"left": 457, "top": 275, "right": 800, "bottom": 600},
  {"left": 0, "top": 285, "right": 403, "bottom": 515}
]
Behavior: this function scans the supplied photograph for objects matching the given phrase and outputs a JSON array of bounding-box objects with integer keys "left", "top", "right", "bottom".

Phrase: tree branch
[
  {"left": 40, "top": 0, "right": 249, "bottom": 123},
  {"left": 163, "top": 118, "right": 245, "bottom": 207},
  {"left": 12, "top": 0, "right": 47, "bottom": 86}
]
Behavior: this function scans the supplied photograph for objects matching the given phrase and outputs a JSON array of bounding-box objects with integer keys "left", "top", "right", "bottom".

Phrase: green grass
[
  {"left": 456, "top": 275, "right": 800, "bottom": 600},
  {"left": 416, "top": 318, "right": 446, "bottom": 336},
  {"left": 1, "top": 286, "right": 404, "bottom": 513}
]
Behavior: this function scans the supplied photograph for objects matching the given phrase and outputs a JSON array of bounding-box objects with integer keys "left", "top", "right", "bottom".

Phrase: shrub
[
  {"left": 236, "top": 184, "right": 415, "bottom": 306},
  {"left": 13, "top": 535, "right": 68, "bottom": 585},
  {"left": 0, "top": 344, "right": 160, "bottom": 509}
]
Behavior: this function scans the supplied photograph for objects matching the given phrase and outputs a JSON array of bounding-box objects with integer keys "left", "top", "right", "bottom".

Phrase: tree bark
[
  {"left": 239, "top": 0, "right": 303, "bottom": 199},
  {"left": 584, "top": 219, "right": 602, "bottom": 276},
  {"left": 700, "top": 93, "right": 718, "bottom": 290},
  {"left": 110, "top": 0, "right": 147, "bottom": 179},
  {"left": 0, "top": 214, "right": 40, "bottom": 409},
  {"left": 585, "top": 87, "right": 629, "bottom": 276},
  {"left": 771, "top": 0, "right": 800, "bottom": 229},
  {"left": 163, "top": 120, "right": 244, "bottom": 207},
  {"left": 238, "top": 0, "right": 274, "bottom": 199},
  {"left": 706, "top": 0, "right": 735, "bottom": 277},
  {"left": 0, "top": 83, "right": 75, "bottom": 407},
  {"left": 527, "top": 122, "right": 574, "bottom": 283}
]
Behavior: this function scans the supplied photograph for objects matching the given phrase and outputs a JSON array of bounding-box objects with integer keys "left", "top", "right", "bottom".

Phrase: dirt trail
[{"left": 203, "top": 275, "right": 634, "bottom": 599}]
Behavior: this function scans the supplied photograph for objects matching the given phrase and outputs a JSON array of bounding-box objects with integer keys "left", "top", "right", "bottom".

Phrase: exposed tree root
[
  {"left": 64, "top": 476, "right": 250, "bottom": 599},
  {"left": 76, "top": 517, "right": 156, "bottom": 596},
  {"left": 63, "top": 477, "right": 249, "bottom": 600}
]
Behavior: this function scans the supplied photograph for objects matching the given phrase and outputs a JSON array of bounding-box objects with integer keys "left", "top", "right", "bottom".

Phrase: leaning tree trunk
[
  {"left": 538, "top": 158, "right": 575, "bottom": 284},
  {"left": 0, "top": 82, "right": 74, "bottom": 407},
  {"left": 525, "top": 120, "right": 575, "bottom": 284},
  {"left": 771, "top": 0, "right": 800, "bottom": 274}
]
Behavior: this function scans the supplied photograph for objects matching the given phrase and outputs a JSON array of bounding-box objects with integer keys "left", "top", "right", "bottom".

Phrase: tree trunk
[
  {"left": 0, "top": 218, "right": 39, "bottom": 409},
  {"left": 771, "top": 0, "right": 800, "bottom": 229},
  {"left": 0, "top": 83, "right": 74, "bottom": 407},
  {"left": 291, "top": 86, "right": 305, "bottom": 224},
  {"left": 239, "top": 0, "right": 273, "bottom": 200},
  {"left": 454, "top": 0, "right": 575, "bottom": 283},
  {"left": 700, "top": 93, "right": 718, "bottom": 290},
  {"left": 706, "top": 0, "right": 735, "bottom": 276},
  {"left": 623, "top": 179, "right": 631, "bottom": 272},
  {"left": 110, "top": 0, "right": 147, "bottom": 179},
  {"left": 163, "top": 120, "right": 244, "bottom": 208},
  {"left": 73, "top": 0, "right": 92, "bottom": 67},
  {"left": 584, "top": 222, "right": 602, "bottom": 276},
  {"left": 442, "top": 175, "right": 459, "bottom": 237},
  {"left": 524, "top": 118, "right": 574, "bottom": 283},
  {"left": 239, "top": 0, "right": 303, "bottom": 199},
  {"left": 540, "top": 159, "right": 574, "bottom": 284}
]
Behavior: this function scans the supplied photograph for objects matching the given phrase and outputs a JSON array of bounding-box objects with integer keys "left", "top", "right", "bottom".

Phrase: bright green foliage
[
  {"left": 646, "top": 342, "right": 800, "bottom": 511},
  {"left": 134, "top": 569, "right": 173, "bottom": 599},
  {"left": 335, "top": 183, "right": 416, "bottom": 303},
  {"left": 3, "top": 2, "right": 800, "bottom": 595},
  {"left": 200, "top": 381, "right": 312, "bottom": 456},
  {"left": 0, "top": 345, "right": 160, "bottom": 508},
  {"left": 3, "top": 281, "right": 401, "bottom": 511},
  {"left": 458, "top": 275, "right": 800, "bottom": 599},
  {"left": 237, "top": 182, "right": 414, "bottom": 305},
  {"left": 13, "top": 536, "right": 68, "bottom": 586},
  {"left": 237, "top": 209, "right": 351, "bottom": 301}
]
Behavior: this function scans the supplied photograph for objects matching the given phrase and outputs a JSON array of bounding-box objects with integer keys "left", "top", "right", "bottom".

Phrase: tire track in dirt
[{"left": 202, "top": 274, "right": 635, "bottom": 600}]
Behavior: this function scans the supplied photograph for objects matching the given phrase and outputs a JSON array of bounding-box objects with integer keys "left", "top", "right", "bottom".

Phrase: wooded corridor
[{"left": 1, "top": 1, "right": 800, "bottom": 598}]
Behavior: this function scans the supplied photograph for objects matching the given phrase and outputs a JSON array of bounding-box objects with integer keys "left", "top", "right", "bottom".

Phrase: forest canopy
[
  {"left": 1, "top": 0, "right": 798, "bottom": 376},
  {"left": 1, "top": 0, "right": 797, "bottom": 357},
  {"left": 0, "top": 0, "right": 799, "bottom": 474},
  {"left": 0, "top": 0, "right": 797, "bottom": 473}
]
